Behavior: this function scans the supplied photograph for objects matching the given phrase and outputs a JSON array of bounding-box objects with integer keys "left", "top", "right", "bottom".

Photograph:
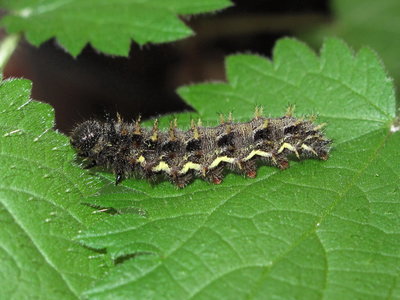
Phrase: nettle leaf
[
  {"left": 303, "top": 0, "right": 400, "bottom": 91},
  {"left": 77, "top": 38, "right": 400, "bottom": 299},
  {"left": 0, "top": 0, "right": 232, "bottom": 56},
  {"left": 0, "top": 77, "right": 113, "bottom": 298}
]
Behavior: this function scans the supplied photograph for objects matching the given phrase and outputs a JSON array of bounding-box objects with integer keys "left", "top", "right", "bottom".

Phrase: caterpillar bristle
[
  {"left": 254, "top": 106, "right": 263, "bottom": 119},
  {"left": 151, "top": 119, "right": 159, "bottom": 142},
  {"left": 219, "top": 114, "right": 225, "bottom": 125},
  {"left": 285, "top": 105, "right": 295, "bottom": 117},
  {"left": 134, "top": 115, "right": 141, "bottom": 135}
]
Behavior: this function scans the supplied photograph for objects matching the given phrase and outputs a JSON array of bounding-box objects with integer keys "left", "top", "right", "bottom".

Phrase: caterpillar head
[{"left": 70, "top": 120, "right": 102, "bottom": 157}]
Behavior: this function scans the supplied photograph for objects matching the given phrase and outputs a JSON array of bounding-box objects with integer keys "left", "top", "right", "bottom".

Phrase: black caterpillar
[{"left": 70, "top": 107, "right": 331, "bottom": 188}]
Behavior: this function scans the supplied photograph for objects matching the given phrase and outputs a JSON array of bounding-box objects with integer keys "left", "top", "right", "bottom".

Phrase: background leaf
[
  {"left": 0, "top": 77, "right": 112, "bottom": 299},
  {"left": 0, "top": 0, "right": 232, "bottom": 56},
  {"left": 76, "top": 38, "right": 400, "bottom": 299},
  {"left": 303, "top": 0, "right": 400, "bottom": 94}
]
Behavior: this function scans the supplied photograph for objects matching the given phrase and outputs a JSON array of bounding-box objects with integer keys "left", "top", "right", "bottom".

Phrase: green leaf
[
  {"left": 0, "top": 0, "right": 232, "bottom": 56},
  {"left": 0, "top": 77, "right": 112, "bottom": 298},
  {"left": 77, "top": 38, "right": 400, "bottom": 299},
  {"left": 303, "top": 0, "right": 400, "bottom": 92}
]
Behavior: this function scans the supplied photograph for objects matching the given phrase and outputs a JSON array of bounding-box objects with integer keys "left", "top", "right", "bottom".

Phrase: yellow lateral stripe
[
  {"left": 278, "top": 142, "right": 299, "bottom": 158},
  {"left": 152, "top": 161, "right": 171, "bottom": 173},
  {"left": 179, "top": 162, "right": 201, "bottom": 175},
  {"left": 301, "top": 144, "right": 318, "bottom": 156},
  {"left": 243, "top": 150, "right": 272, "bottom": 161},
  {"left": 137, "top": 155, "right": 145, "bottom": 164},
  {"left": 305, "top": 134, "right": 319, "bottom": 140},
  {"left": 209, "top": 156, "right": 235, "bottom": 169}
]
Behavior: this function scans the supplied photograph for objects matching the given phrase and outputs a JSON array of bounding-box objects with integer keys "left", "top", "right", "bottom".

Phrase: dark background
[{"left": 3, "top": 0, "right": 330, "bottom": 134}]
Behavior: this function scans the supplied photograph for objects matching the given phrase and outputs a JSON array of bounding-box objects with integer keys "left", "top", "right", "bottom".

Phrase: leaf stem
[{"left": 0, "top": 33, "right": 21, "bottom": 72}]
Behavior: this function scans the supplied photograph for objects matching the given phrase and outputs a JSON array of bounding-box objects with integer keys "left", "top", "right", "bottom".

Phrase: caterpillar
[{"left": 70, "top": 107, "right": 331, "bottom": 188}]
